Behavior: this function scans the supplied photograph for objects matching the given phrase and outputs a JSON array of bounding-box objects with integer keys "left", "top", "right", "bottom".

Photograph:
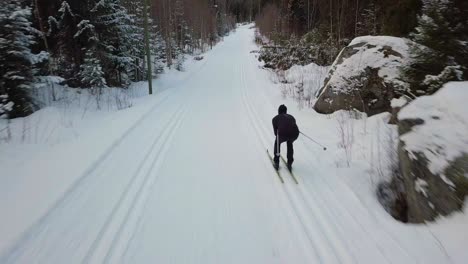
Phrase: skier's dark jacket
[{"left": 272, "top": 113, "right": 300, "bottom": 141}]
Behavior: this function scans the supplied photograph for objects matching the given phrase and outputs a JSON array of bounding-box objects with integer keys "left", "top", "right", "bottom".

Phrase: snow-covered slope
[{"left": 0, "top": 25, "right": 467, "bottom": 264}]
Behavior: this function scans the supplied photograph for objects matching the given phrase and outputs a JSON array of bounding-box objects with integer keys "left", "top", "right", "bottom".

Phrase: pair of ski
[{"left": 266, "top": 149, "right": 299, "bottom": 184}]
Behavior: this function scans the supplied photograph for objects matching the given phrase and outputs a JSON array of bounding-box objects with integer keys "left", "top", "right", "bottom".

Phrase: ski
[
  {"left": 280, "top": 156, "right": 299, "bottom": 184},
  {"left": 266, "top": 149, "right": 284, "bottom": 183}
]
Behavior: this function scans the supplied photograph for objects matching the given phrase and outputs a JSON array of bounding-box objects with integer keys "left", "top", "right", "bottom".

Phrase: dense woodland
[
  {"left": 0, "top": 0, "right": 467, "bottom": 118},
  {"left": 255, "top": 0, "right": 467, "bottom": 97},
  {"left": 255, "top": 0, "right": 421, "bottom": 68},
  {"left": 1, "top": 0, "right": 241, "bottom": 118}
]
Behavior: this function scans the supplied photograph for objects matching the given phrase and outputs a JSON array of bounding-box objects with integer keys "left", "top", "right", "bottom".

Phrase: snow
[
  {"left": 391, "top": 97, "right": 408, "bottom": 108},
  {"left": 0, "top": 25, "right": 467, "bottom": 264},
  {"left": 319, "top": 36, "right": 410, "bottom": 96},
  {"left": 415, "top": 178, "right": 429, "bottom": 197},
  {"left": 282, "top": 63, "right": 330, "bottom": 103},
  {"left": 399, "top": 82, "right": 468, "bottom": 176}
]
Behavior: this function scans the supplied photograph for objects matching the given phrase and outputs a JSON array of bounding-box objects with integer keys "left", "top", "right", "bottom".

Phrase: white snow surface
[
  {"left": 319, "top": 36, "right": 410, "bottom": 96},
  {"left": 415, "top": 178, "right": 429, "bottom": 198},
  {"left": 399, "top": 82, "right": 468, "bottom": 176},
  {"left": 1, "top": 25, "right": 467, "bottom": 264},
  {"left": 391, "top": 97, "right": 408, "bottom": 108},
  {"left": 282, "top": 63, "right": 330, "bottom": 104}
]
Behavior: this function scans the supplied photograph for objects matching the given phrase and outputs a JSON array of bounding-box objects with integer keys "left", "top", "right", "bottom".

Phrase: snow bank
[
  {"left": 399, "top": 82, "right": 468, "bottom": 175},
  {"left": 283, "top": 63, "right": 330, "bottom": 100},
  {"left": 272, "top": 62, "right": 330, "bottom": 108}
]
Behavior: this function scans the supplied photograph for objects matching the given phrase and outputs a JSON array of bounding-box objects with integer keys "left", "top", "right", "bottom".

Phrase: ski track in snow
[
  {"left": 239, "top": 61, "right": 357, "bottom": 264},
  {"left": 0, "top": 25, "right": 460, "bottom": 264},
  {"left": 1, "top": 90, "right": 190, "bottom": 264}
]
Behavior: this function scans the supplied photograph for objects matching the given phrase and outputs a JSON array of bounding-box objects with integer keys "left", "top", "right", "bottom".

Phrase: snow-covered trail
[{"left": 0, "top": 25, "right": 457, "bottom": 264}]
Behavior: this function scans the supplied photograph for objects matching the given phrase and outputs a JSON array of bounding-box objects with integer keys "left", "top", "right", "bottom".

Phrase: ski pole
[{"left": 299, "top": 131, "right": 327, "bottom": 151}]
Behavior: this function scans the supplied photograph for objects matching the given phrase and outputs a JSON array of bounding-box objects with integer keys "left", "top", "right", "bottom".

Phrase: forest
[
  {"left": 255, "top": 0, "right": 467, "bottom": 98},
  {"left": 1, "top": 0, "right": 467, "bottom": 118},
  {"left": 1, "top": 0, "right": 241, "bottom": 118}
]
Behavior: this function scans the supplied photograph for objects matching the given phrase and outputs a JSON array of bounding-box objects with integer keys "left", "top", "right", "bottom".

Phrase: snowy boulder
[
  {"left": 398, "top": 82, "right": 468, "bottom": 223},
  {"left": 314, "top": 36, "right": 410, "bottom": 116}
]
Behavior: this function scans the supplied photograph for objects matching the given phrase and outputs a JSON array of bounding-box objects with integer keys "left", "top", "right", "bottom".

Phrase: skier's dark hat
[{"left": 278, "top": 104, "right": 287, "bottom": 114}]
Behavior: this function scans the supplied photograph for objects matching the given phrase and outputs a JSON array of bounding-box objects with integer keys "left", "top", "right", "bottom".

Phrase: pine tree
[
  {"left": 0, "top": 95, "right": 14, "bottom": 120},
  {"left": 79, "top": 48, "right": 107, "bottom": 109},
  {"left": 287, "top": 0, "right": 306, "bottom": 36},
  {"left": 0, "top": 1, "right": 36, "bottom": 118},
  {"left": 122, "top": 0, "right": 166, "bottom": 80},
  {"left": 171, "top": 35, "right": 185, "bottom": 71},
  {"left": 357, "top": 1, "right": 380, "bottom": 36},
  {"left": 78, "top": 49, "right": 107, "bottom": 89},
  {"left": 404, "top": 0, "right": 467, "bottom": 96},
  {"left": 151, "top": 24, "right": 166, "bottom": 76},
  {"left": 91, "top": 0, "right": 135, "bottom": 87},
  {"left": 47, "top": 1, "right": 81, "bottom": 82},
  {"left": 121, "top": 0, "right": 146, "bottom": 81},
  {"left": 174, "top": 0, "right": 185, "bottom": 50},
  {"left": 73, "top": 19, "right": 97, "bottom": 49},
  {"left": 168, "top": 10, "right": 184, "bottom": 71}
]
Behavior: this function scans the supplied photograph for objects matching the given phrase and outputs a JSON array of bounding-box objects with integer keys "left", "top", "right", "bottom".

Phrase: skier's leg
[
  {"left": 287, "top": 140, "right": 294, "bottom": 166},
  {"left": 273, "top": 138, "right": 280, "bottom": 168}
]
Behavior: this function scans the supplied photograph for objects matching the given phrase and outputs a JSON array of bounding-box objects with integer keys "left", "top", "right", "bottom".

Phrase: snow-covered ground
[
  {"left": 274, "top": 63, "right": 330, "bottom": 108},
  {"left": 0, "top": 25, "right": 467, "bottom": 263}
]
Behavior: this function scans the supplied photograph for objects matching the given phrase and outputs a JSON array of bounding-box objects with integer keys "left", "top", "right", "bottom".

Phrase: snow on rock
[
  {"left": 415, "top": 178, "right": 429, "bottom": 198},
  {"left": 389, "top": 96, "right": 410, "bottom": 124},
  {"left": 398, "top": 81, "right": 468, "bottom": 222},
  {"left": 391, "top": 97, "right": 408, "bottom": 108},
  {"left": 399, "top": 82, "right": 468, "bottom": 175},
  {"left": 314, "top": 36, "right": 412, "bottom": 116},
  {"left": 328, "top": 36, "right": 409, "bottom": 93}
]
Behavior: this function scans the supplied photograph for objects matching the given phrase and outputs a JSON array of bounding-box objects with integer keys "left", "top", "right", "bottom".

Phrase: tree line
[
  {"left": 256, "top": 0, "right": 422, "bottom": 68},
  {"left": 0, "top": 0, "right": 237, "bottom": 118},
  {"left": 255, "top": 0, "right": 467, "bottom": 97}
]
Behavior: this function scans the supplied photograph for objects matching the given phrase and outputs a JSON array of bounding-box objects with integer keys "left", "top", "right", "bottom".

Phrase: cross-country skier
[{"left": 272, "top": 104, "right": 300, "bottom": 171}]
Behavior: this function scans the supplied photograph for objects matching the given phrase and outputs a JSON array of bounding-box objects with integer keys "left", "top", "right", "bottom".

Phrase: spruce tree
[
  {"left": 404, "top": 0, "right": 467, "bottom": 96},
  {"left": 79, "top": 48, "right": 107, "bottom": 109},
  {"left": 0, "top": 1, "right": 36, "bottom": 118},
  {"left": 47, "top": 1, "right": 81, "bottom": 82},
  {"left": 122, "top": 0, "right": 165, "bottom": 80},
  {"left": 73, "top": 19, "right": 97, "bottom": 48},
  {"left": 287, "top": 0, "right": 306, "bottom": 36},
  {"left": 151, "top": 24, "right": 166, "bottom": 76},
  {"left": 358, "top": 2, "right": 380, "bottom": 36},
  {"left": 121, "top": 0, "right": 146, "bottom": 81},
  {"left": 168, "top": 12, "right": 184, "bottom": 71},
  {"left": 174, "top": 0, "right": 189, "bottom": 52},
  {"left": 78, "top": 49, "right": 107, "bottom": 89},
  {"left": 0, "top": 95, "right": 14, "bottom": 120},
  {"left": 91, "top": 0, "right": 135, "bottom": 87}
]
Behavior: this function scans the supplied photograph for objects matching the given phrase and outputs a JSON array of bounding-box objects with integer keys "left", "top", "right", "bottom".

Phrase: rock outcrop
[
  {"left": 398, "top": 82, "right": 468, "bottom": 223},
  {"left": 314, "top": 36, "right": 411, "bottom": 116}
]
